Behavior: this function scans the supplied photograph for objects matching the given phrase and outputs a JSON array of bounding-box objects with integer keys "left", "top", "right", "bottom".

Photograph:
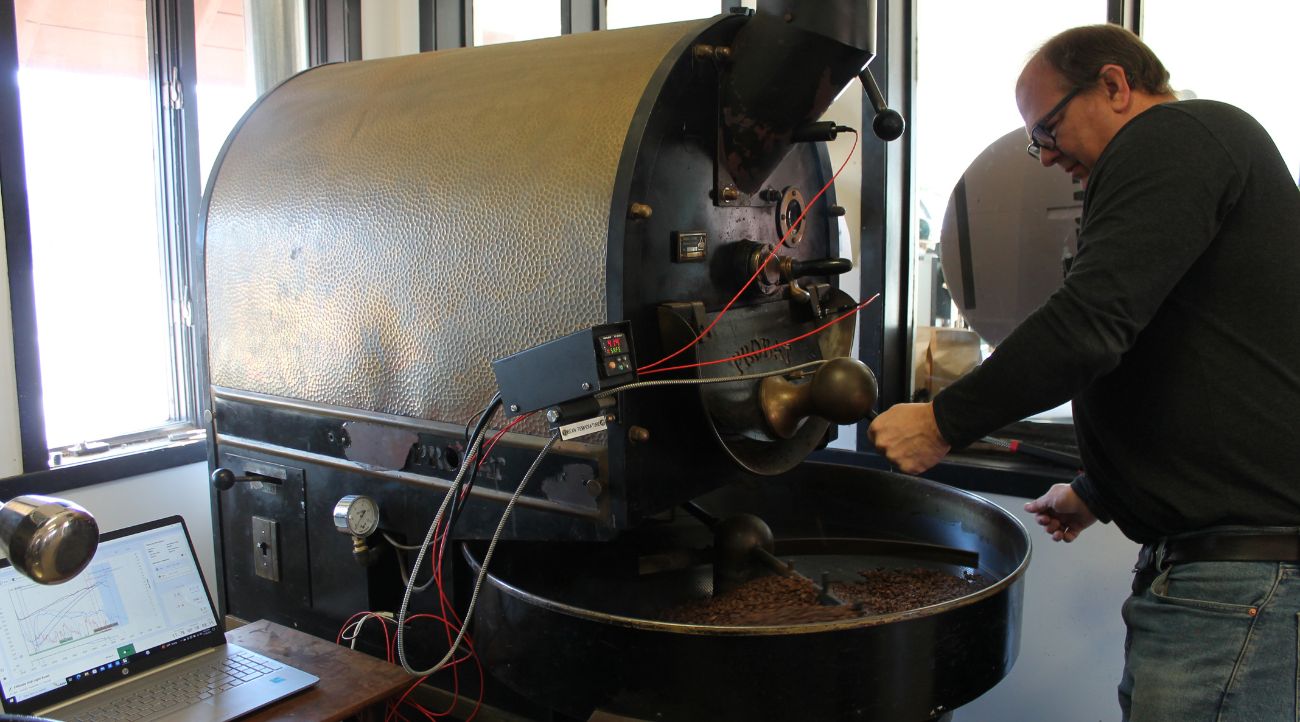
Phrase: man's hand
[
  {"left": 1024, "top": 483, "right": 1097, "bottom": 542},
  {"left": 867, "top": 402, "right": 951, "bottom": 474}
]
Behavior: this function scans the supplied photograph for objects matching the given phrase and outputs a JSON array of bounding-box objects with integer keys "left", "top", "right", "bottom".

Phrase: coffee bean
[{"left": 661, "top": 568, "right": 988, "bottom": 625}]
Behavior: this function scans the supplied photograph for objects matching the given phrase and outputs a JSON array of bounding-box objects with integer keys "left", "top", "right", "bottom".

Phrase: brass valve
[{"left": 759, "top": 357, "right": 878, "bottom": 439}]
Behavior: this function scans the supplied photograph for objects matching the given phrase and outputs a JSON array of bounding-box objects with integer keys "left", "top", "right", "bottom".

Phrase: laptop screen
[{"left": 0, "top": 516, "right": 223, "bottom": 714}]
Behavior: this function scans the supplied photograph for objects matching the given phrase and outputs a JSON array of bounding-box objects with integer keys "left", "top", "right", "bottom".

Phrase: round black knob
[
  {"left": 211, "top": 467, "right": 269, "bottom": 491},
  {"left": 872, "top": 110, "right": 906, "bottom": 142},
  {"left": 211, "top": 468, "right": 238, "bottom": 491}
]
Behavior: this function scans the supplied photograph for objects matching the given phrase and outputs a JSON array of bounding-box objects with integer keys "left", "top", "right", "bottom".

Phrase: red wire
[
  {"left": 639, "top": 130, "right": 860, "bottom": 372},
  {"left": 382, "top": 407, "right": 523, "bottom": 722},
  {"left": 407, "top": 615, "right": 463, "bottom": 715},
  {"left": 387, "top": 677, "right": 430, "bottom": 722},
  {"left": 348, "top": 404, "right": 498, "bottom": 722},
  {"left": 381, "top": 613, "right": 484, "bottom": 720},
  {"left": 477, "top": 411, "right": 536, "bottom": 467},
  {"left": 639, "top": 292, "right": 880, "bottom": 375}
]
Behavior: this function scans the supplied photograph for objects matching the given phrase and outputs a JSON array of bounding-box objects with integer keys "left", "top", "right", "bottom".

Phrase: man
[{"left": 869, "top": 24, "right": 1300, "bottom": 721}]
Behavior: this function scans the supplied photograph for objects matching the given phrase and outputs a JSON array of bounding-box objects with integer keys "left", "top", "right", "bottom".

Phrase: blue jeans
[{"left": 1120, "top": 530, "right": 1300, "bottom": 721}]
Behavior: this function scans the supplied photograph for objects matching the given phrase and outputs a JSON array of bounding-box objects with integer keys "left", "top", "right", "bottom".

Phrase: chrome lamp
[{"left": 0, "top": 495, "right": 99, "bottom": 584}]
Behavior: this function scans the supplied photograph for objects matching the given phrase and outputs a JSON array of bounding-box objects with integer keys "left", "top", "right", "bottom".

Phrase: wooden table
[{"left": 227, "top": 619, "right": 415, "bottom": 721}]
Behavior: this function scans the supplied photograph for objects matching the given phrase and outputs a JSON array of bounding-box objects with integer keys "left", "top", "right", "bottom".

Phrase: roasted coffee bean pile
[
  {"left": 662, "top": 574, "right": 860, "bottom": 626},
  {"left": 828, "top": 567, "right": 987, "bottom": 616},
  {"left": 662, "top": 567, "right": 986, "bottom": 626}
]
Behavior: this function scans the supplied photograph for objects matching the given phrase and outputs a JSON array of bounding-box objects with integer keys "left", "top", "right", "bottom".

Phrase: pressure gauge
[{"left": 333, "top": 494, "right": 380, "bottom": 538}]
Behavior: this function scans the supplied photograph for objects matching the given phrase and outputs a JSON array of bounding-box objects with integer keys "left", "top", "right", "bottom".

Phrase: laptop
[{"left": 0, "top": 515, "right": 317, "bottom": 721}]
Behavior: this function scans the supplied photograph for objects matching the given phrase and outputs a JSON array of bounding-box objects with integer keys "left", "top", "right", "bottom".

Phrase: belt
[{"left": 1164, "top": 532, "right": 1300, "bottom": 564}]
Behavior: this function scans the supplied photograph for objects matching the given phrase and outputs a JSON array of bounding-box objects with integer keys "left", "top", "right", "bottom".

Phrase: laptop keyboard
[{"left": 68, "top": 651, "right": 283, "bottom": 722}]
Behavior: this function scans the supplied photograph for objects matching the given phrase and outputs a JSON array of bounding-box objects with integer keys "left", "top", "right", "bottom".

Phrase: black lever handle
[
  {"left": 857, "top": 67, "right": 906, "bottom": 141},
  {"left": 788, "top": 257, "right": 853, "bottom": 279},
  {"left": 211, "top": 467, "right": 278, "bottom": 491}
]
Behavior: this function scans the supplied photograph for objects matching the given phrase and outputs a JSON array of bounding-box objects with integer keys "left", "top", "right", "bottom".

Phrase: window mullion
[{"left": 146, "top": 0, "right": 202, "bottom": 428}]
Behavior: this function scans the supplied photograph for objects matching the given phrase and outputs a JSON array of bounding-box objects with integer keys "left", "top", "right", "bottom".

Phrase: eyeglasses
[{"left": 1026, "top": 85, "right": 1086, "bottom": 159}]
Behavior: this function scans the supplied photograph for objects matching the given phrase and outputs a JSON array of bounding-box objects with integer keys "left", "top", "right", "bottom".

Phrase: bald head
[
  {"left": 1014, "top": 26, "right": 1178, "bottom": 182},
  {"left": 1030, "top": 24, "right": 1173, "bottom": 96}
]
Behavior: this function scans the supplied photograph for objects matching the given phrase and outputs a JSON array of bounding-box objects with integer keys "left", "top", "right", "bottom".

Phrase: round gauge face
[{"left": 334, "top": 495, "right": 380, "bottom": 537}]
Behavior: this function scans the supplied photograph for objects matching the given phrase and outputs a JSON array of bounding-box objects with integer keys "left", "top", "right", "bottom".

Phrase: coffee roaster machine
[{"left": 201, "top": 2, "right": 1030, "bottom": 719}]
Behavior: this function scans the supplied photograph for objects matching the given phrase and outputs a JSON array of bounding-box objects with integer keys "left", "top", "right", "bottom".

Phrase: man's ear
[{"left": 1098, "top": 63, "right": 1133, "bottom": 112}]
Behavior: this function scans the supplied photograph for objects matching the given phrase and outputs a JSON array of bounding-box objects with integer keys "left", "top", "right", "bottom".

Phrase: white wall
[{"left": 955, "top": 492, "right": 1139, "bottom": 722}]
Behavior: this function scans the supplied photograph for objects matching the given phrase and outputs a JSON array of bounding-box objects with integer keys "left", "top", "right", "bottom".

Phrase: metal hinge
[{"left": 167, "top": 66, "right": 184, "bottom": 110}]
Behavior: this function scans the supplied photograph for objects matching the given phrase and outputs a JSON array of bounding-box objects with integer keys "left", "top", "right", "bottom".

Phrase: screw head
[
  {"left": 546, "top": 409, "right": 560, "bottom": 423},
  {"left": 581, "top": 382, "right": 592, "bottom": 391},
  {"left": 509, "top": 404, "right": 520, "bottom": 412}
]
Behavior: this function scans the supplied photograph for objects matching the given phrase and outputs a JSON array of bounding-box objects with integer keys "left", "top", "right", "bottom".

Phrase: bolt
[
  {"left": 628, "top": 426, "right": 650, "bottom": 443},
  {"left": 829, "top": 205, "right": 847, "bottom": 217},
  {"left": 581, "top": 382, "right": 592, "bottom": 391},
  {"left": 629, "top": 202, "right": 653, "bottom": 219},
  {"left": 584, "top": 479, "right": 604, "bottom": 498},
  {"left": 546, "top": 408, "right": 561, "bottom": 423},
  {"left": 720, "top": 186, "right": 740, "bottom": 202},
  {"left": 509, "top": 404, "right": 519, "bottom": 412},
  {"left": 692, "top": 43, "right": 714, "bottom": 60},
  {"left": 713, "top": 46, "right": 732, "bottom": 63},
  {"left": 761, "top": 188, "right": 782, "bottom": 202},
  {"left": 605, "top": 414, "right": 616, "bottom": 422}
]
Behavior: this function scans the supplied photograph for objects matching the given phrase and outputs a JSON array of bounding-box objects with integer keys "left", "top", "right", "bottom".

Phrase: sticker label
[{"left": 559, "top": 416, "right": 607, "bottom": 440}]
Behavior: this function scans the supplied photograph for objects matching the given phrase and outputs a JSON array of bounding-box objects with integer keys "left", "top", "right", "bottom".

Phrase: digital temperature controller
[{"left": 492, "top": 322, "right": 637, "bottom": 415}]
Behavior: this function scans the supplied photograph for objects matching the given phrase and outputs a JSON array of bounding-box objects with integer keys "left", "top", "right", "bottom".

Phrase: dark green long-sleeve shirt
[{"left": 933, "top": 100, "right": 1300, "bottom": 544}]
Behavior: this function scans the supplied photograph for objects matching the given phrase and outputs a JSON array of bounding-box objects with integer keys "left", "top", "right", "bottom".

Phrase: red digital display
[{"left": 602, "top": 335, "right": 626, "bottom": 356}]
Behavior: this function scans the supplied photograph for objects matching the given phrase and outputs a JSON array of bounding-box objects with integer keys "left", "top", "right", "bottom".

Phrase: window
[
  {"left": 910, "top": 2, "right": 1105, "bottom": 417},
  {"left": 606, "top": 0, "right": 727, "bottom": 30},
  {"left": 196, "top": 2, "right": 306, "bottom": 188},
  {"left": 1, "top": 0, "right": 306, "bottom": 475},
  {"left": 15, "top": 0, "right": 188, "bottom": 456},
  {"left": 472, "top": 0, "right": 560, "bottom": 46},
  {"left": 1140, "top": 0, "right": 1300, "bottom": 182}
]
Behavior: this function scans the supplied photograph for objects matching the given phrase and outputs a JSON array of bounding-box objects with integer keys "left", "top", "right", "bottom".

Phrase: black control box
[{"left": 491, "top": 322, "right": 637, "bottom": 416}]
